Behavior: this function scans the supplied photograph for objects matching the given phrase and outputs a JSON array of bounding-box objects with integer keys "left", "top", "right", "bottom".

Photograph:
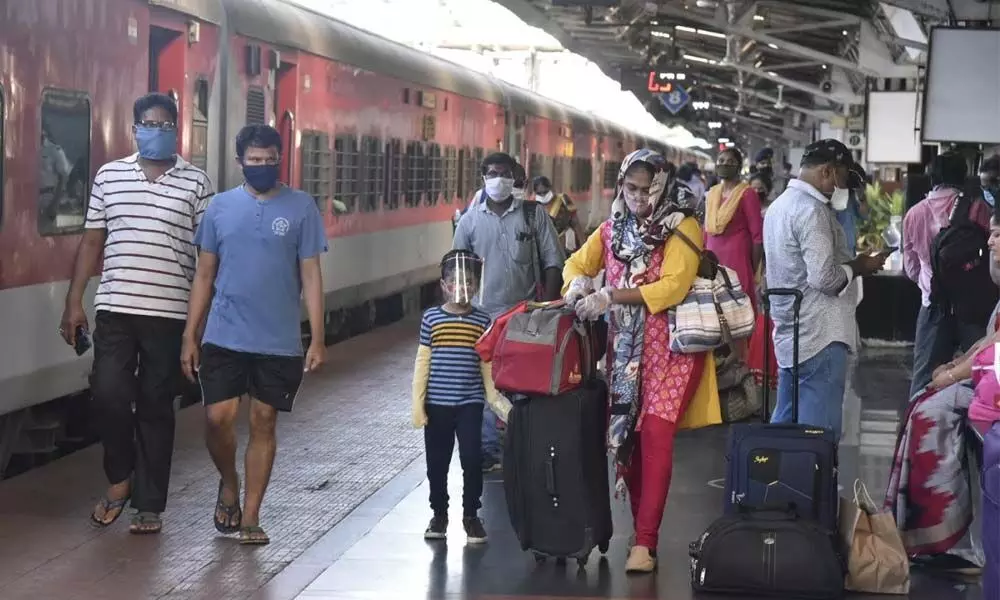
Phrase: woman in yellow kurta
[{"left": 563, "top": 149, "right": 720, "bottom": 574}]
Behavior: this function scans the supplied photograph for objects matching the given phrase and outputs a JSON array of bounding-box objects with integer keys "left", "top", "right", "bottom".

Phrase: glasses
[{"left": 137, "top": 120, "right": 177, "bottom": 131}]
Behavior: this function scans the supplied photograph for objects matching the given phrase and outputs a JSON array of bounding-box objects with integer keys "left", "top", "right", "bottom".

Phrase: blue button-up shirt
[{"left": 452, "top": 196, "right": 565, "bottom": 317}]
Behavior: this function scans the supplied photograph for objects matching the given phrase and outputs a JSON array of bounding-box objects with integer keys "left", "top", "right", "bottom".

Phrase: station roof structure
[{"left": 491, "top": 0, "right": 989, "bottom": 149}]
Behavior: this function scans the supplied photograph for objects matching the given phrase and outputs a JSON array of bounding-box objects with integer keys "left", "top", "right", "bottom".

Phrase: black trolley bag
[
  {"left": 501, "top": 320, "right": 612, "bottom": 566},
  {"left": 689, "top": 288, "right": 844, "bottom": 599}
]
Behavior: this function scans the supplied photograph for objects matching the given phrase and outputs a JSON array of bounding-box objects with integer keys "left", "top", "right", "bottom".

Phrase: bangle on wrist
[{"left": 947, "top": 370, "right": 957, "bottom": 384}]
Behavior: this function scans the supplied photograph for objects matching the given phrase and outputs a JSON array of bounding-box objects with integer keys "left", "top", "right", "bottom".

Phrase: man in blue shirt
[{"left": 181, "top": 125, "right": 328, "bottom": 545}]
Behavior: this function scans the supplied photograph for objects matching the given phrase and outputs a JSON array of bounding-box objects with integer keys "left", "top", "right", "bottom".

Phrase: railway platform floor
[{"left": 0, "top": 321, "right": 987, "bottom": 599}]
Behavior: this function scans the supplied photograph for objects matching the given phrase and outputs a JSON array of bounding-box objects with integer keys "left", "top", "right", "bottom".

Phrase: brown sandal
[
  {"left": 239, "top": 525, "right": 270, "bottom": 545},
  {"left": 129, "top": 511, "right": 162, "bottom": 534}
]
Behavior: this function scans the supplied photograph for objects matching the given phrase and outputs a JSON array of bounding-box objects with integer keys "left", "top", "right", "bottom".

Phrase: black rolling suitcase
[
  {"left": 689, "top": 288, "right": 844, "bottom": 598},
  {"left": 723, "top": 288, "right": 839, "bottom": 530},
  {"left": 502, "top": 377, "right": 613, "bottom": 565}
]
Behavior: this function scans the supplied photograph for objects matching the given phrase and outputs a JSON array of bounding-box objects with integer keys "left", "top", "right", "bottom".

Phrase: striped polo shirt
[
  {"left": 85, "top": 153, "right": 214, "bottom": 320},
  {"left": 419, "top": 306, "right": 492, "bottom": 406}
]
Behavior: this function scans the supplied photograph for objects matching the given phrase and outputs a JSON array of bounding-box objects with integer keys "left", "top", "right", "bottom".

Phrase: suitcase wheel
[
  {"left": 533, "top": 552, "right": 547, "bottom": 564},
  {"left": 576, "top": 557, "right": 588, "bottom": 568},
  {"left": 598, "top": 540, "right": 609, "bottom": 554},
  {"left": 555, "top": 557, "right": 567, "bottom": 566}
]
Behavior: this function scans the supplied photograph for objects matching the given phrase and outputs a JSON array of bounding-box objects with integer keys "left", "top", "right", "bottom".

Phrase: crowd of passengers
[
  {"left": 56, "top": 91, "right": 1000, "bottom": 577},
  {"left": 443, "top": 140, "right": 1000, "bottom": 576}
]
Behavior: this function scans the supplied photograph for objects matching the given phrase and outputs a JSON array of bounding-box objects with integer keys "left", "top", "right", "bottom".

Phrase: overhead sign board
[{"left": 658, "top": 84, "right": 691, "bottom": 115}]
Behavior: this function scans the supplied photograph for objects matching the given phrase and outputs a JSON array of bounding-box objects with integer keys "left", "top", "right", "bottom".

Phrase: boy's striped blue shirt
[{"left": 419, "top": 306, "right": 492, "bottom": 406}]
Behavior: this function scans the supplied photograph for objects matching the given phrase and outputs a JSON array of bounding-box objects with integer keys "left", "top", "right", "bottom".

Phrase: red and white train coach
[{"left": 0, "top": 0, "right": 706, "bottom": 454}]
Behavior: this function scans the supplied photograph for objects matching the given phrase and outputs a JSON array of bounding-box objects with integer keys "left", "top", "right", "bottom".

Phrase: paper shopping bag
[{"left": 839, "top": 479, "right": 910, "bottom": 594}]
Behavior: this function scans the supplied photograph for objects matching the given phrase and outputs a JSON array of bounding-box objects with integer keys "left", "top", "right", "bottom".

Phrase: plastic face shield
[{"left": 443, "top": 253, "right": 484, "bottom": 305}]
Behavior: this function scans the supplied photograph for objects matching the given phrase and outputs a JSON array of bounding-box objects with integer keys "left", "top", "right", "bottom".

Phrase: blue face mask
[
  {"left": 134, "top": 125, "right": 177, "bottom": 160},
  {"left": 243, "top": 164, "right": 280, "bottom": 193}
]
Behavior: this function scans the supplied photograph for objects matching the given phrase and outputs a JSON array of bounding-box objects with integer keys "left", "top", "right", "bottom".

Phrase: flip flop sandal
[
  {"left": 239, "top": 525, "right": 270, "bottom": 546},
  {"left": 129, "top": 511, "right": 163, "bottom": 535},
  {"left": 214, "top": 479, "right": 242, "bottom": 534},
  {"left": 89, "top": 495, "right": 130, "bottom": 528}
]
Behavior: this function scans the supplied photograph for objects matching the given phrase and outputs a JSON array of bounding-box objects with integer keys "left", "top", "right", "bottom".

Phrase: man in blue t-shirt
[{"left": 181, "top": 124, "right": 328, "bottom": 545}]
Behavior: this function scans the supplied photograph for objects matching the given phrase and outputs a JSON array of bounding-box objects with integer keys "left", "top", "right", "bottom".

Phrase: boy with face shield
[{"left": 411, "top": 250, "right": 511, "bottom": 544}]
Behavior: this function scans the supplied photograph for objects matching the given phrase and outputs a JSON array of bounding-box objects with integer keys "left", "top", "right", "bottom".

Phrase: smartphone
[{"left": 74, "top": 325, "right": 92, "bottom": 356}]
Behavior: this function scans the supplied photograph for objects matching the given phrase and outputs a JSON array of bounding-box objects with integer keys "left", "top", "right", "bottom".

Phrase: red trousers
[{"left": 626, "top": 415, "right": 681, "bottom": 549}]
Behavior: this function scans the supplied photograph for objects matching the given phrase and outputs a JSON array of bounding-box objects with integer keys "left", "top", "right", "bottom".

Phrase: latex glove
[
  {"left": 563, "top": 275, "right": 594, "bottom": 306},
  {"left": 411, "top": 346, "right": 431, "bottom": 428},
  {"left": 480, "top": 361, "right": 512, "bottom": 423},
  {"left": 575, "top": 287, "right": 612, "bottom": 321}
]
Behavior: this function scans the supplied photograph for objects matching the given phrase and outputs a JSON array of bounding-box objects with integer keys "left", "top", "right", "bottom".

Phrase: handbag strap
[{"left": 670, "top": 226, "right": 719, "bottom": 280}]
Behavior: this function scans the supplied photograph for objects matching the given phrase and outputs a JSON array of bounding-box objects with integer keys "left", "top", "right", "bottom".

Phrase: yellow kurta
[{"left": 562, "top": 217, "right": 722, "bottom": 430}]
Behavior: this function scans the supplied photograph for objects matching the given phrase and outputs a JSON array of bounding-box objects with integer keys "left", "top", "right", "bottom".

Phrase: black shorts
[{"left": 199, "top": 344, "right": 304, "bottom": 412}]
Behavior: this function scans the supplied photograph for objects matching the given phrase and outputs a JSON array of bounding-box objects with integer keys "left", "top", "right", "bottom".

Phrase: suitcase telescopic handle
[{"left": 761, "top": 288, "right": 804, "bottom": 424}]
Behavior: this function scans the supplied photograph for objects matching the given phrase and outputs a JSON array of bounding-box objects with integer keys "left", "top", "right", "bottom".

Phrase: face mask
[
  {"left": 624, "top": 189, "right": 651, "bottom": 216},
  {"left": 757, "top": 166, "right": 773, "bottom": 178},
  {"left": 512, "top": 188, "right": 526, "bottom": 201},
  {"left": 483, "top": 176, "right": 514, "bottom": 201},
  {"left": 243, "top": 164, "right": 280, "bottom": 193},
  {"left": 536, "top": 191, "right": 554, "bottom": 204},
  {"left": 830, "top": 187, "right": 850, "bottom": 211},
  {"left": 716, "top": 165, "right": 739, "bottom": 180},
  {"left": 135, "top": 126, "right": 177, "bottom": 160}
]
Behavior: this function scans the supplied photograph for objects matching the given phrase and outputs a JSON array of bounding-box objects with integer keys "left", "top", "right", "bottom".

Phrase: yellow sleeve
[
  {"left": 561, "top": 226, "right": 605, "bottom": 294},
  {"left": 480, "top": 361, "right": 512, "bottom": 422},
  {"left": 411, "top": 345, "right": 431, "bottom": 426},
  {"left": 638, "top": 216, "right": 702, "bottom": 315}
]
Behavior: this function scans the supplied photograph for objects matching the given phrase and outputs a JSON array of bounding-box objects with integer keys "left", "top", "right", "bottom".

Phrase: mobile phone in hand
[{"left": 74, "top": 325, "right": 92, "bottom": 356}]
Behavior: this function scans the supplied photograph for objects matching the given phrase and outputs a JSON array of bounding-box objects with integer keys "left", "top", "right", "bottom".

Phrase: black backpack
[{"left": 929, "top": 193, "right": 998, "bottom": 324}]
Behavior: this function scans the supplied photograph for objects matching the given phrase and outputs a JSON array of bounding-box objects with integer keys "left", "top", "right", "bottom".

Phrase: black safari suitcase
[
  {"left": 689, "top": 508, "right": 844, "bottom": 599},
  {"left": 502, "top": 378, "right": 613, "bottom": 565},
  {"left": 723, "top": 288, "right": 839, "bottom": 531}
]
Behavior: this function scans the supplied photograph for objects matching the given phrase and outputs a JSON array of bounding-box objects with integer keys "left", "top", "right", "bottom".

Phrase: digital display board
[{"left": 646, "top": 71, "right": 687, "bottom": 92}]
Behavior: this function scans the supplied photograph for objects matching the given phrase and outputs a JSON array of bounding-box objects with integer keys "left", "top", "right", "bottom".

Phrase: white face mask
[
  {"left": 512, "top": 188, "right": 526, "bottom": 201},
  {"left": 483, "top": 176, "right": 514, "bottom": 201},
  {"left": 536, "top": 191, "right": 554, "bottom": 204},
  {"left": 624, "top": 189, "right": 651, "bottom": 217},
  {"left": 830, "top": 187, "right": 850, "bottom": 211}
]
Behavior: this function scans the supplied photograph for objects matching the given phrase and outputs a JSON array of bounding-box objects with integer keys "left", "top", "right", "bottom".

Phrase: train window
[
  {"left": 189, "top": 78, "right": 210, "bottom": 171},
  {"left": 246, "top": 87, "right": 266, "bottom": 126},
  {"left": 443, "top": 146, "right": 458, "bottom": 203},
  {"left": 551, "top": 157, "right": 564, "bottom": 193},
  {"left": 404, "top": 141, "right": 425, "bottom": 208},
  {"left": 457, "top": 147, "right": 469, "bottom": 200},
  {"left": 300, "top": 131, "right": 332, "bottom": 211},
  {"left": 334, "top": 134, "right": 359, "bottom": 213},
  {"left": 39, "top": 89, "right": 91, "bottom": 236},
  {"left": 384, "top": 138, "right": 402, "bottom": 211},
  {"left": 402, "top": 88, "right": 410, "bottom": 104},
  {"left": 603, "top": 160, "right": 618, "bottom": 189},
  {"left": 425, "top": 143, "right": 442, "bottom": 206},
  {"left": 360, "top": 136, "right": 384, "bottom": 213},
  {"left": 473, "top": 147, "right": 485, "bottom": 181}
]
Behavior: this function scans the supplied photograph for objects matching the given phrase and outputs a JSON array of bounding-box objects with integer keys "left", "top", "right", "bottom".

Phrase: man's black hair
[
  {"left": 982, "top": 155, "right": 1000, "bottom": 174},
  {"left": 930, "top": 151, "right": 968, "bottom": 187},
  {"left": 440, "top": 249, "right": 483, "bottom": 280},
  {"left": 481, "top": 152, "right": 516, "bottom": 175},
  {"left": 236, "top": 125, "right": 283, "bottom": 160},
  {"left": 133, "top": 93, "right": 178, "bottom": 124},
  {"left": 532, "top": 175, "right": 552, "bottom": 189}
]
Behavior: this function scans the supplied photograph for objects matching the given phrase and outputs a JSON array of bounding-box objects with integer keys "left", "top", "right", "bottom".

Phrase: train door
[
  {"left": 148, "top": 24, "right": 188, "bottom": 154},
  {"left": 272, "top": 52, "right": 298, "bottom": 187}
]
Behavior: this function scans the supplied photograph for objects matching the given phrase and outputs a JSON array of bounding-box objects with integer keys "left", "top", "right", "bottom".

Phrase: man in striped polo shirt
[{"left": 60, "top": 92, "right": 214, "bottom": 534}]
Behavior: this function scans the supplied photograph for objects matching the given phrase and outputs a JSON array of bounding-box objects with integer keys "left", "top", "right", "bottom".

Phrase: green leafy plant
[{"left": 856, "top": 182, "right": 905, "bottom": 252}]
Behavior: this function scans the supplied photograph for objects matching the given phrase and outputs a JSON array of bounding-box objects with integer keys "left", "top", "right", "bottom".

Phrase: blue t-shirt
[
  {"left": 195, "top": 185, "right": 328, "bottom": 356},
  {"left": 419, "top": 306, "right": 492, "bottom": 406}
]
